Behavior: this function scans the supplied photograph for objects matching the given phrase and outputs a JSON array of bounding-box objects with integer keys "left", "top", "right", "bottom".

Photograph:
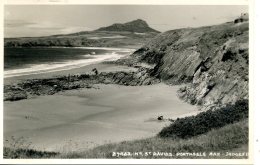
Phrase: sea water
[{"left": 4, "top": 47, "right": 134, "bottom": 78}]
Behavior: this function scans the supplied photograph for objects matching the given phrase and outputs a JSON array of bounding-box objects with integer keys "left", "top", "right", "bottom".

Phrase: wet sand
[{"left": 4, "top": 83, "right": 198, "bottom": 152}]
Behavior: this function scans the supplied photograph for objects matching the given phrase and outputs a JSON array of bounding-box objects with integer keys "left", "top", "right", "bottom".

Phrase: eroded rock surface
[
  {"left": 4, "top": 68, "right": 160, "bottom": 101},
  {"left": 132, "top": 22, "right": 248, "bottom": 109}
]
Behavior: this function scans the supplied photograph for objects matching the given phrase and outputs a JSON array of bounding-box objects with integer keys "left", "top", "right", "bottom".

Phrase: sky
[{"left": 4, "top": 5, "right": 248, "bottom": 38}]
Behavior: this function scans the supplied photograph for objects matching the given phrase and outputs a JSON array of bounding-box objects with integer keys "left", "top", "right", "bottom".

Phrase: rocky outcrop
[
  {"left": 4, "top": 68, "right": 160, "bottom": 101},
  {"left": 132, "top": 21, "right": 249, "bottom": 109},
  {"left": 4, "top": 86, "right": 27, "bottom": 101}
]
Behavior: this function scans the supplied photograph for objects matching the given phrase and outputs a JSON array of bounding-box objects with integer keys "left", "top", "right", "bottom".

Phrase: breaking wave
[{"left": 4, "top": 47, "right": 134, "bottom": 78}]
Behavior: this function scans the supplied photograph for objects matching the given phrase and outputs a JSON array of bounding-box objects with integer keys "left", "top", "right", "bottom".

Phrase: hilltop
[
  {"left": 96, "top": 19, "right": 159, "bottom": 33},
  {"left": 4, "top": 19, "right": 160, "bottom": 48}
]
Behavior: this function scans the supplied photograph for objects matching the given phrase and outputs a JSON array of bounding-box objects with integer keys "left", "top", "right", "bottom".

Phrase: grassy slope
[
  {"left": 4, "top": 119, "right": 248, "bottom": 159},
  {"left": 63, "top": 119, "right": 248, "bottom": 159},
  {"left": 3, "top": 148, "right": 58, "bottom": 159},
  {"left": 132, "top": 22, "right": 248, "bottom": 108}
]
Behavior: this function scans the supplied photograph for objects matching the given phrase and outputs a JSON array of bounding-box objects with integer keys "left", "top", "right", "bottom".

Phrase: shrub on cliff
[{"left": 158, "top": 99, "right": 248, "bottom": 139}]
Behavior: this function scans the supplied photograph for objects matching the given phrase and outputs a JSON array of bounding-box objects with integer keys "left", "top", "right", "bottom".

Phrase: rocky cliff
[
  {"left": 132, "top": 21, "right": 249, "bottom": 110},
  {"left": 4, "top": 67, "right": 160, "bottom": 101}
]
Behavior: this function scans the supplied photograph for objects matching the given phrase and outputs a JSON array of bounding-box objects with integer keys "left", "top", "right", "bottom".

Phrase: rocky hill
[
  {"left": 96, "top": 19, "right": 159, "bottom": 33},
  {"left": 131, "top": 21, "right": 249, "bottom": 110},
  {"left": 4, "top": 19, "right": 159, "bottom": 48}
]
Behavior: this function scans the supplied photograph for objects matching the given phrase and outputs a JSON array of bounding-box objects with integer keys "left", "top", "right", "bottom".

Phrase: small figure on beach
[
  {"left": 92, "top": 68, "right": 99, "bottom": 75},
  {"left": 157, "top": 115, "right": 164, "bottom": 121}
]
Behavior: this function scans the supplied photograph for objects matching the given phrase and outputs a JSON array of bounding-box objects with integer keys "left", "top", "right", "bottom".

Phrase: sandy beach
[
  {"left": 4, "top": 81, "right": 198, "bottom": 152},
  {"left": 4, "top": 57, "right": 199, "bottom": 152}
]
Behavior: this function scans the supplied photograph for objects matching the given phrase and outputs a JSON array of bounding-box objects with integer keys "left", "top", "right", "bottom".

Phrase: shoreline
[
  {"left": 4, "top": 63, "right": 137, "bottom": 85},
  {"left": 4, "top": 46, "right": 136, "bottom": 80}
]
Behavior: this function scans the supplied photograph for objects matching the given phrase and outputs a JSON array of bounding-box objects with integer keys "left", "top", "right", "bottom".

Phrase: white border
[{"left": 3, "top": 0, "right": 249, "bottom": 5}]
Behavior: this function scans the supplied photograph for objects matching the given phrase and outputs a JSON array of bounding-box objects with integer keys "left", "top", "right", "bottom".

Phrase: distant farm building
[{"left": 234, "top": 13, "right": 249, "bottom": 23}]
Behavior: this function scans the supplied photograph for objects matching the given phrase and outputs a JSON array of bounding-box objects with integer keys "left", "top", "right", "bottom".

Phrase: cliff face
[{"left": 132, "top": 22, "right": 249, "bottom": 109}]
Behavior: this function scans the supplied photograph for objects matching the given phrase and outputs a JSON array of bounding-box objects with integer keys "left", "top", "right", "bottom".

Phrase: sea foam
[{"left": 4, "top": 47, "right": 134, "bottom": 78}]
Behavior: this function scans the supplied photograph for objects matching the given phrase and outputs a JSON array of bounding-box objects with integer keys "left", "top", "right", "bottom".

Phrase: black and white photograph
[{"left": 1, "top": 0, "right": 257, "bottom": 164}]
